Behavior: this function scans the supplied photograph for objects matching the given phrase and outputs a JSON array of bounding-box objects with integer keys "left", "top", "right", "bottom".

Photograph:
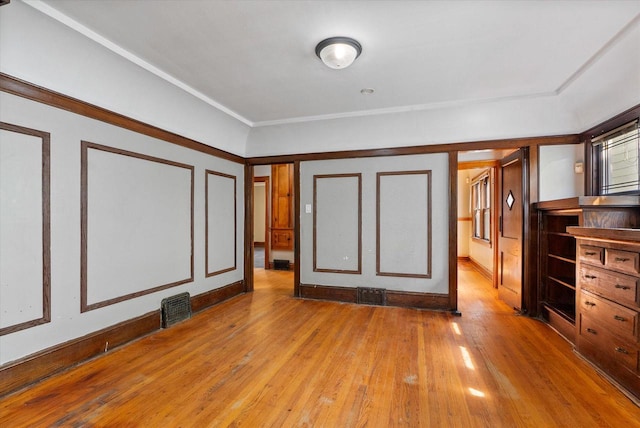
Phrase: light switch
[{"left": 305, "top": 204, "right": 312, "bottom": 214}]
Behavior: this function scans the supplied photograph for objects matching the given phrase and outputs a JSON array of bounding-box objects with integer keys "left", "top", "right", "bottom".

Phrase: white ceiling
[{"left": 33, "top": 0, "right": 640, "bottom": 128}]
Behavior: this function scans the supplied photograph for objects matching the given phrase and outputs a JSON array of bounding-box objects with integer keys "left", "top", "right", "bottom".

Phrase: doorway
[
  {"left": 251, "top": 163, "right": 295, "bottom": 291},
  {"left": 457, "top": 148, "right": 524, "bottom": 311}
]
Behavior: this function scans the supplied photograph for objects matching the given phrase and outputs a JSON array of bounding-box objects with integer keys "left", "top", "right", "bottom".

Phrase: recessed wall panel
[
  {"left": 313, "top": 174, "right": 361, "bottom": 273},
  {"left": 377, "top": 171, "right": 432, "bottom": 278},
  {"left": 206, "top": 170, "right": 237, "bottom": 276},
  {"left": 82, "top": 142, "right": 194, "bottom": 311},
  {"left": 0, "top": 123, "right": 50, "bottom": 335}
]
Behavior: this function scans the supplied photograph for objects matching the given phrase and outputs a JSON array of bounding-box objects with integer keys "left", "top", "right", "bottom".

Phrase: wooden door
[
  {"left": 499, "top": 151, "right": 523, "bottom": 310},
  {"left": 271, "top": 163, "right": 293, "bottom": 250}
]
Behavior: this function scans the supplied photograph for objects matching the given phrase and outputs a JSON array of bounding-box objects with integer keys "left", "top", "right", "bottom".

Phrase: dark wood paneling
[
  {"left": 205, "top": 170, "right": 237, "bottom": 277},
  {"left": 244, "top": 164, "right": 254, "bottom": 292},
  {"left": 299, "top": 284, "right": 358, "bottom": 303},
  {"left": 0, "top": 73, "right": 244, "bottom": 164},
  {"left": 81, "top": 141, "right": 195, "bottom": 312},
  {"left": 293, "top": 161, "right": 301, "bottom": 297},
  {"left": 190, "top": 281, "right": 245, "bottom": 313},
  {"left": 247, "top": 135, "right": 579, "bottom": 165},
  {"left": 449, "top": 152, "right": 458, "bottom": 311},
  {"left": 0, "top": 122, "right": 51, "bottom": 336},
  {"left": 386, "top": 290, "right": 450, "bottom": 310},
  {"left": 313, "top": 173, "right": 362, "bottom": 274},
  {"left": 0, "top": 311, "right": 160, "bottom": 397}
]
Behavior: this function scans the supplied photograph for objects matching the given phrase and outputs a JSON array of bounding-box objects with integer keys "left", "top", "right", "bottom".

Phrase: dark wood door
[
  {"left": 499, "top": 151, "right": 523, "bottom": 310},
  {"left": 271, "top": 163, "right": 293, "bottom": 250}
]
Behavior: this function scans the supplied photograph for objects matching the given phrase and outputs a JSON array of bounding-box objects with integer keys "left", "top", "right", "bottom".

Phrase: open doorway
[
  {"left": 457, "top": 148, "right": 520, "bottom": 310},
  {"left": 252, "top": 164, "right": 295, "bottom": 289}
]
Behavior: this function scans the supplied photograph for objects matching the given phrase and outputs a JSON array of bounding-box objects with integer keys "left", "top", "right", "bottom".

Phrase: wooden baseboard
[
  {"left": 0, "top": 311, "right": 160, "bottom": 398},
  {"left": 299, "top": 283, "right": 451, "bottom": 310},
  {"left": 191, "top": 281, "right": 245, "bottom": 313},
  {"left": 253, "top": 242, "right": 265, "bottom": 247},
  {"left": 468, "top": 257, "right": 492, "bottom": 281},
  {"left": 299, "top": 284, "right": 357, "bottom": 303},
  {"left": 268, "top": 262, "right": 296, "bottom": 271},
  {"left": 0, "top": 280, "right": 246, "bottom": 398}
]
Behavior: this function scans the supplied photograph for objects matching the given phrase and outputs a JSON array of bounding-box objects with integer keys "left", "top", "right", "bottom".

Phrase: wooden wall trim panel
[
  {"left": 205, "top": 170, "right": 237, "bottom": 277},
  {"left": 0, "top": 311, "right": 160, "bottom": 398},
  {"left": 190, "top": 281, "right": 245, "bottom": 313},
  {"left": 244, "top": 164, "right": 254, "bottom": 292},
  {"left": 449, "top": 151, "right": 458, "bottom": 311},
  {"left": 386, "top": 290, "right": 450, "bottom": 310},
  {"left": 299, "top": 283, "right": 450, "bottom": 310},
  {"left": 0, "top": 73, "right": 244, "bottom": 164},
  {"left": 313, "top": 173, "right": 362, "bottom": 274},
  {"left": 0, "top": 122, "right": 51, "bottom": 336},
  {"left": 299, "top": 284, "right": 358, "bottom": 303},
  {"left": 247, "top": 135, "right": 580, "bottom": 165},
  {"left": 293, "top": 161, "right": 301, "bottom": 296},
  {"left": 80, "top": 141, "right": 195, "bottom": 312},
  {"left": 376, "top": 170, "right": 432, "bottom": 278}
]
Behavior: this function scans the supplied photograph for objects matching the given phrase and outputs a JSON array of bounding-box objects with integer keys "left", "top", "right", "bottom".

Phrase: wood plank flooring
[{"left": 1, "top": 262, "right": 639, "bottom": 426}]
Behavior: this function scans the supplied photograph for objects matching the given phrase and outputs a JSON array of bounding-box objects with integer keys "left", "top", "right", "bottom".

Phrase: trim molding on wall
[
  {"left": 190, "top": 280, "right": 245, "bottom": 313},
  {"left": 0, "top": 280, "right": 245, "bottom": 398},
  {"left": 299, "top": 283, "right": 449, "bottom": 310},
  {"left": 205, "top": 170, "right": 237, "bottom": 277},
  {"left": 468, "top": 257, "right": 492, "bottom": 281},
  {"left": 80, "top": 141, "right": 195, "bottom": 312},
  {"left": 376, "top": 170, "right": 432, "bottom": 278},
  {"left": 0, "top": 73, "right": 244, "bottom": 164},
  {"left": 313, "top": 173, "right": 362, "bottom": 274},
  {"left": 0, "top": 122, "right": 51, "bottom": 336},
  {"left": 0, "top": 310, "right": 160, "bottom": 398}
]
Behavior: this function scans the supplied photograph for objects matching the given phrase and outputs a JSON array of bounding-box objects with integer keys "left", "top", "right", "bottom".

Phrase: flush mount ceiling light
[{"left": 315, "top": 37, "right": 362, "bottom": 69}]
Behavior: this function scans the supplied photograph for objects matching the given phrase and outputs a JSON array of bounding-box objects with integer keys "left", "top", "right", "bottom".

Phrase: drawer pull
[
  {"left": 584, "top": 275, "right": 597, "bottom": 280},
  {"left": 585, "top": 251, "right": 597, "bottom": 256},
  {"left": 615, "top": 346, "right": 629, "bottom": 355},
  {"left": 585, "top": 301, "right": 596, "bottom": 307},
  {"left": 586, "top": 328, "right": 597, "bottom": 335},
  {"left": 615, "top": 257, "right": 630, "bottom": 262},
  {"left": 615, "top": 284, "right": 631, "bottom": 290},
  {"left": 613, "top": 315, "right": 627, "bottom": 322}
]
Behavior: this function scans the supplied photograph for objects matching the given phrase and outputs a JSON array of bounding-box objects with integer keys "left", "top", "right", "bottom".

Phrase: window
[
  {"left": 592, "top": 120, "right": 639, "bottom": 195},
  {"left": 471, "top": 171, "right": 491, "bottom": 243}
]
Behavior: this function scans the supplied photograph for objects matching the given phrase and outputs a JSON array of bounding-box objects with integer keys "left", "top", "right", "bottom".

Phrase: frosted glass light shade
[{"left": 315, "top": 37, "right": 362, "bottom": 69}]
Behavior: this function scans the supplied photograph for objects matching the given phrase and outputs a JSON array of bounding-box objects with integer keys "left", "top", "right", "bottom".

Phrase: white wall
[
  {"left": 0, "top": 1, "right": 249, "bottom": 156},
  {"left": 539, "top": 144, "right": 585, "bottom": 201},
  {"left": 0, "top": 92, "right": 244, "bottom": 365},
  {"left": 300, "top": 153, "right": 449, "bottom": 294}
]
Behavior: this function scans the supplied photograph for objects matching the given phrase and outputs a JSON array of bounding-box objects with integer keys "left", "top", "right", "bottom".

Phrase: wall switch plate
[{"left": 305, "top": 204, "right": 312, "bottom": 214}]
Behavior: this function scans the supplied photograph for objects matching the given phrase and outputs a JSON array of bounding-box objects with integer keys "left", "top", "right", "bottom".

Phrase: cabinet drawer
[
  {"left": 605, "top": 248, "right": 640, "bottom": 274},
  {"left": 579, "top": 265, "right": 639, "bottom": 308},
  {"left": 579, "top": 291, "right": 639, "bottom": 341},
  {"left": 580, "top": 315, "right": 640, "bottom": 374},
  {"left": 579, "top": 245, "right": 604, "bottom": 265}
]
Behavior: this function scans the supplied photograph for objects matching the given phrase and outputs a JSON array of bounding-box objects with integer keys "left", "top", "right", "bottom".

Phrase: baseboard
[
  {"left": 253, "top": 242, "right": 265, "bottom": 247},
  {"left": 468, "top": 257, "right": 492, "bottom": 280},
  {"left": 190, "top": 280, "right": 245, "bottom": 313},
  {"left": 268, "top": 262, "right": 296, "bottom": 271},
  {"left": 0, "top": 280, "right": 246, "bottom": 398},
  {"left": 299, "top": 283, "right": 451, "bottom": 310},
  {"left": 0, "top": 311, "right": 160, "bottom": 397}
]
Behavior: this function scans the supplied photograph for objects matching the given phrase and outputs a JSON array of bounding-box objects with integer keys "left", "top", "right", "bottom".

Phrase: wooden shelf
[
  {"left": 547, "top": 254, "right": 576, "bottom": 265},
  {"left": 547, "top": 275, "right": 576, "bottom": 290}
]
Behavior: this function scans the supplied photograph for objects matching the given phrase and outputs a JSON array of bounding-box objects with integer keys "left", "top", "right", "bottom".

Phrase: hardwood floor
[{"left": 1, "top": 263, "right": 639, "bottom": 426}]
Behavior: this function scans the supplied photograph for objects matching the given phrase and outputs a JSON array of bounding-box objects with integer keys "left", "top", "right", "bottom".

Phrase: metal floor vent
[
  {"left": 357, "top": 287, "right": 387, "bottom": 306},
  {"left": 161, "top": 292, "right": 191, "bottom": 328},
  {"left": 273, "top": 259, "right": 290, "bottom": 270}
]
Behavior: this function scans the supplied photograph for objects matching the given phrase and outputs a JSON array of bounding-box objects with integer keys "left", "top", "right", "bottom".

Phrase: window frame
[
  {"left": 471, "top": 170, "right": 491, "bottom": 246},
  {"left": 584, "top": 105, "right": 640, "bottom": 197}
]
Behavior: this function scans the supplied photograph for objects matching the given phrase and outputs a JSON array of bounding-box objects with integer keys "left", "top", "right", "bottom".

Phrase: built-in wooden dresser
[{"left": 568, "top": 227, "right": 640, "bottom": 404}]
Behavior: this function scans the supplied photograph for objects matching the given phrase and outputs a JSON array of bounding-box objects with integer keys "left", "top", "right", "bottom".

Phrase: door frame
[{"left": 253, "top": 176, "right": 270, "bottom": 269}]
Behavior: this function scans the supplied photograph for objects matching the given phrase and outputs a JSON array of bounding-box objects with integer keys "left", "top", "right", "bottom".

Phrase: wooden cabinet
[
  {"left": 569, "top": 227, "right": 640, "bottom": 403},
  {"left": 536, "top": 199, "right": 582, "bottom": 343},
  {"left": 271, "top": 164, "right": 293, "bottom": 250}
]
